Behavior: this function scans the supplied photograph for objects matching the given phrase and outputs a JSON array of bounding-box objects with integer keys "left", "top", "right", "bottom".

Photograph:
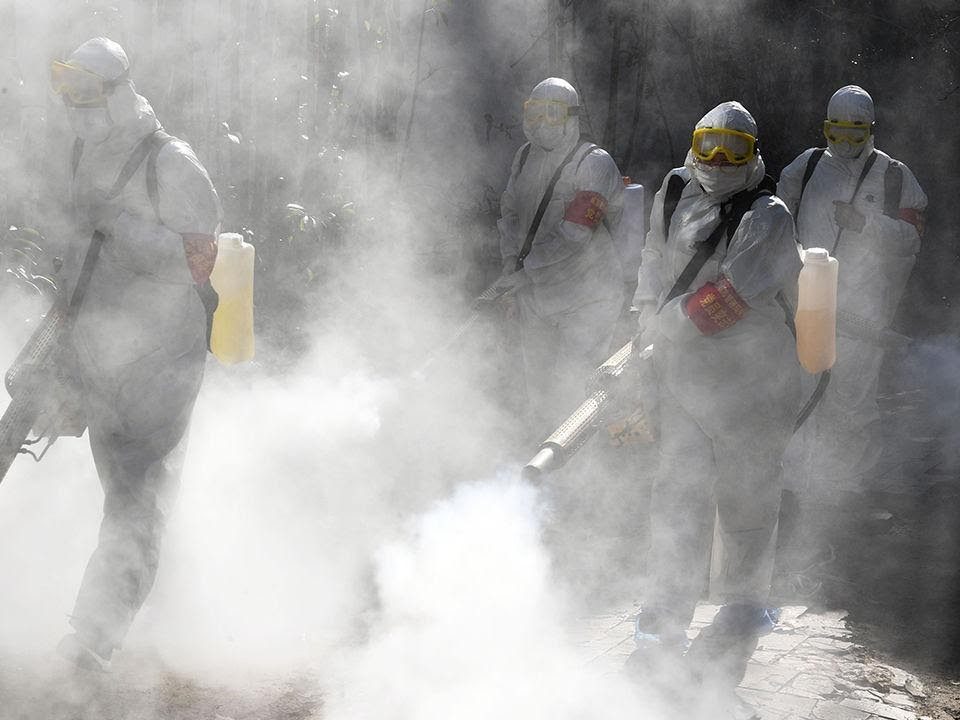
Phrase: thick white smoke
[
  {"left": 0, "top": 288, "right": 101, "bottom": 653},
  {"left": 138, "top": 344, "right": 400, "bottom": 676},
  {"left": 324, "top": 475, "right": 660, "bottom": 720}
]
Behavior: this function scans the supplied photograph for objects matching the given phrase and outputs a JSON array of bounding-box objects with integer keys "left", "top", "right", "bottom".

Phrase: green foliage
[{"left": 0, "top": 227, "right": 57, "bottom": 300}]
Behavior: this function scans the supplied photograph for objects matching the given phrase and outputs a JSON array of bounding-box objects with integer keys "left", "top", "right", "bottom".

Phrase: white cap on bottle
[{"left": 218, "top": 232, "right": 244, "bottom": 250}]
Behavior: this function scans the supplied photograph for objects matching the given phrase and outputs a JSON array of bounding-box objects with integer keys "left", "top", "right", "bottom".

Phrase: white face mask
[
  {"left": 692, "top": 162, "right": 750, "bottom": 197},
  {"left": 828, "top": 140, "right": 865, "bottom": 160},
  {"left": 523, "top": 120, "right": 567, "bottom": 151},
  {"left": 68, "top": 106, "right": 113, "bottom": 144}
]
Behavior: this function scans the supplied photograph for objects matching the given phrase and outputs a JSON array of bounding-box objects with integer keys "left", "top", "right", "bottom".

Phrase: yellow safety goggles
[
  {"left": 50, "top": 60, "right": 113, "bottom": 107},
  {"left": 523, "top": 99, "right": 579, "bottom": 127},
  {"left": 822, "top": 119, "right": 872, "bottom": 146},
  {"left": 691, "top": 127, "right": 757, "bottom": 166}
]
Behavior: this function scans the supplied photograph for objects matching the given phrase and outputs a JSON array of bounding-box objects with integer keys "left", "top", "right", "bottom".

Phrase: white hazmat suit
[
  {"left": 633, "top": 102, "right": 802, "bottom": 660},
  {"left": 779, "top": 85, "right": 927, "bottom": 491},
  {"left": 53, "top": 37, "right": 221, "bottom": 666},
  {"left": 498, "top": 78, "right": 624, "bottom": 430}
]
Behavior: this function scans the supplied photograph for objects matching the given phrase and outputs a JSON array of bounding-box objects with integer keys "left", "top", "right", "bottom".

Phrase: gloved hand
[
  {"left": 601, "top": 334, "right": 659, "bottom": 444},
  {"left": 833, "top": 200, "right": 866, "bottom": 233},
  {"left": 494, "top": 268, "right": 529, "bottom": 292},
  {"left": 654, "top": 295, "right": 702, "bottom": 345}
]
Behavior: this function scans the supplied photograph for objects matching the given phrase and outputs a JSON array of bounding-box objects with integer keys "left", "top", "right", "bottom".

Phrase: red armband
[
  {"left": 898, "top": 208, "right": 925, "bottom": 236},
  {"left": 563, "top": 190, "right": 608, "bottom": 229},
  {"left": 685, "top": 276, "right": 749, "bottom": 335},
  {"left": 182, "top": 233, "right": 218, "bottom": 285}
]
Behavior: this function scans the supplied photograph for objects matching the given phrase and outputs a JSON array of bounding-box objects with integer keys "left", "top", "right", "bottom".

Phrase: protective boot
[
  {"left": 684, "top": 604, "right": 777, "bottom": 689},
  {"left": 56, "top": 632, "right": 112, "bottom": 673},
  {"left": 624, "top": 609, "right": 692, "bottom": 702}
]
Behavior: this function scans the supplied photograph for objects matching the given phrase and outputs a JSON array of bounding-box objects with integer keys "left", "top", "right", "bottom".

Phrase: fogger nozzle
[{"left": 522, "top": 447, "right": 558, "bottom": 482}]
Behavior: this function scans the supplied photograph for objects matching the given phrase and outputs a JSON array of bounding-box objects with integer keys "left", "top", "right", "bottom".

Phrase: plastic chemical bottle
[
  {"left": 795, "top": 247, "right": 838, "bottom": 373},
  {"left": 209, "top": 232, "right": 255, "bottom": 364},
  {"left": 612, "top": 181, "right": 646, "bottom": 282}
]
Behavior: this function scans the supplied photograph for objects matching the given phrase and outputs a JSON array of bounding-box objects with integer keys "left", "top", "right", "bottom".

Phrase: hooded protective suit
[
  {"left": 633, "top": 102, "right": 802, "bottom": 648},
  {"left": 498, "top": 78, "right": 624, "bottom": 429},
  {"left": 55, "top": 37, "right": 220, "bottom": 663},
  {"left": 778, "top": 85, "right": 927, "bottom": 491}
]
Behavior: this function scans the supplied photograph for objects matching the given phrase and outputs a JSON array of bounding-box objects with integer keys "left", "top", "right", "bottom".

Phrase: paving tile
[
  {"left": 757, "top": 632, "right": 807, "bottom": 653},
  {"left": 692, "top": 604, "right": 721, "bottom": 624},
  {"left": 579, "top": 604, "right": 924, "bottom": 720},
  {"left": 839, "top": 699, "right": 916, "bottom": 720},
  {"left": 742, "top": 663, "right": 802, "bottom": 693},
  {"left": 739, "top": 687, "right": 818, "bottom": 716},
  {"left": 882, "top": 692, "right": 916, "bottom": 710},
  {"left": 811, "top": 700, "right": 874, "bottom": 720},
  {"left": 803, "top": 637, "right": 856, "bottom": 655},
  {"left": 738, "top": 686, "right": 786, "bottom": 710},
  {"left": 753, "top": 649, "right": 786, "bottom": 665},
  {"left": 788, "top": 672, "right": 840, "bottom": 698},
  {"left": 797, "top": 610, "right": 849, "bottom": 630},
  {"left": 777, "top": 606, "right": 811, "bottom": 625}
]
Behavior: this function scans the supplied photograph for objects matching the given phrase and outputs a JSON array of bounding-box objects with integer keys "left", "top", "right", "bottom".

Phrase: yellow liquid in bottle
[
  {"left": 795, "top": 307, "right": 836, "bottom": 373},
  {"left": 210, "top": 234, "right": 255, "bottom": 364}
]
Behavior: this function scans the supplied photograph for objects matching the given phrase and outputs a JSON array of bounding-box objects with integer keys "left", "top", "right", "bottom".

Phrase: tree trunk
[{"left": 602, "top": 12, "right": 622, "bottom": 150}]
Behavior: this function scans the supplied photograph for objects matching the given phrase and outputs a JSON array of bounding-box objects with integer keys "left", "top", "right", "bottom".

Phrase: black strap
[
  {"left": 66, "top": 231, "right": 107, "bottom": 321},
  {"left": 795, "top": 370, "right": 831, "bottom": 432},
  {"left": 515, "top": 142, "right": 596, "bottom": 271},
  {"left": 71, "top": 130, "right": 167, "bottom": 202},
  {"left": 883, "top": 160, "right": 903, "bottom": 219},
  {"left": 775, "top": 291, "right": 797, "bottom": 338},
  {"left": 108, "top": 132, "right": 161, "bottom": 199},
  {"left": 513, "top": 143, "right": 532, "bottom": 183},
  {"left": 662, "top": 173, "right": 689, "bottom": 243},
  {"left": 65, "top": 134, "right": 162, "bottom": 319},
  {"left": 799, "top": 148, "right": 826, "bottom": 206},
  {"left": 71, "top": 138, "right": 85, "bottom": 179},
  {"left": 831, "top": 150, "right": 877, "bottom": 254},
  {"left": 663, "top": 176, "right": 775, "bottom": 305},
  {"left": 145, "top": 130, "right": 175, "bottom": 220}
]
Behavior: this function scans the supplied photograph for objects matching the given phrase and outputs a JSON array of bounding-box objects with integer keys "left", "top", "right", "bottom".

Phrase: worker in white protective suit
[
  {"left": 627, "top": 102, "right": 802, "bottom": 696},
  {"left": 49, "top": 37, "right": 221, "bottom": 670},
  {"left": 779, "top": 85, "right": 927, "bottom": 494},
  {"left": 497, "top": 78, "right": 625, "bottom": 432}
]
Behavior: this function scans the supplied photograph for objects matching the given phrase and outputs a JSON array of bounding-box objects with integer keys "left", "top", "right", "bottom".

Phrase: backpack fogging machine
[{"left": 522, "top": 339, "right": 654, "bottom": 482}]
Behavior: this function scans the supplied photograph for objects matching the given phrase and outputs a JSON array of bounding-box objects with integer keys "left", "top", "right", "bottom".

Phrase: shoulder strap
[
  {"left": 883, "top": 159, "right": 903, "bottom": 218},
  {"left": 799, "top": 148, "right": 826, "bottom": 205},
  {"left": 662, "top": 173, "right": 689, "bottom": 243},
  {"left": 64, "top": 131, "right": 173, "bottom": 323},
  {"left": 574, "top": 143, "right": 599, "bottom": 172},
  {"left": 831, "top": 150, "right": 878, "bottom": 254},
  {"left": 515, "top": 141, "right": 594, "bottom": 271},
  {"left": 71, "top": 138, "right": 85, "bottom": 178},
  {"left": 513, "top": 143, "right": 532, "bottom": 182},
  {"left": 106, "top": 131, "right": 162, "bottom": 200},
  {"left": 70, "top": 131, "right": 163, "bottom": 199},
  {"left": 662, "top": 211, "right": 731, "bottom": 306},
  {"left": 728, "top": 174, "right": 776, "bottom": 231},
  {"left": 66, "top": 231, "right": 107, "bottom": 319},
  {"left": 145, "top": 129, "right": 175, "bottom": 221},
  {"left": 662, "top": 176, "right": 775, "bottom": 306}
]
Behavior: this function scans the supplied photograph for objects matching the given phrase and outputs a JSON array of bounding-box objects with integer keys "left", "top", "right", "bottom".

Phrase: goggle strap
[{"left": 104, "top": 70, "right": 130, "bottom": 90}]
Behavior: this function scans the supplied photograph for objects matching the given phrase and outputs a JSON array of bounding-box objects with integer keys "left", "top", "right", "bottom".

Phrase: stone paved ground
[{"left": 574, "top": 604, "right": 942, "bottom": 720}]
